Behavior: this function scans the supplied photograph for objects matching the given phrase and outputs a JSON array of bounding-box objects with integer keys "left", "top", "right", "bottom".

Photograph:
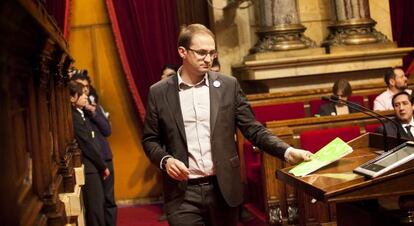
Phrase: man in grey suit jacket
[{"left": 142, "top": 24, "right": 312, "bottom": 226}]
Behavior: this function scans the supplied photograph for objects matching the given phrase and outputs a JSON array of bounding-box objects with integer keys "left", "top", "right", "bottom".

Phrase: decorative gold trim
[
  {"left": 323, "top": 21, "right": 391, "bottom": 47},
  {"left": 251, "top": 24, "right": 316, "bottom": 53},
  {"left": 334, "top": 18, "right": 376, "bottom": 27}
]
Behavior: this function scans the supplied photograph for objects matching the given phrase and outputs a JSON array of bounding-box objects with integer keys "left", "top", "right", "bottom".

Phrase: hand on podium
[{"left": 285, "top": 147, "right": 313, "bottom": 165}]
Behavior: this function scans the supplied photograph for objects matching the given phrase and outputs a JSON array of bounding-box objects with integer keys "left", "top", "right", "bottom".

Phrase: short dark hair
[
  {"left": 332, "top": 79, "right": 352, "bottom": 96},
  {"left": 392, "top": 91, "right": 413, "bottom": 107},
  {"left": 68, "top": 81, "right": 83, "bottom": 98},
  {"left": 384, "top": 67, "right": 403, "bottom": 86},
  {"left": 161, "top": 64, "right": 177, "bottom": 74},
  {"left": 70, "top": 69, "right": 91, "bottom": 83},
  {"left": 177, "top": 24, "right": 215, "bottom": 49},
  {"left": 212, "top": 58, "right": 220, "bottom": 68}
]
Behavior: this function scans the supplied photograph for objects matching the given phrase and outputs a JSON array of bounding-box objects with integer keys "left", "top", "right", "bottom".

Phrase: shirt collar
[
  {"left": 401, "top": 117, "right": 414, "bottom": 127},
  {"left": 387, "top": 88, "right": 411, "bottom": 95},
  {"left": 76, "top": 108, "right": 85, "bottom": 120},
  {"left": 177, "top": 67, "right": 209, "bottom": 90}
]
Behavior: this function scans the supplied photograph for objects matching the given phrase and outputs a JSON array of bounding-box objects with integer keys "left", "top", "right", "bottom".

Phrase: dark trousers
[
  {"left": 83, "top": 173, "right": 105, "bottom": 226},
  {"left": 167, "top": 182, "right": 238, "bottom": 226},
  {"left": 104, "top": 160, "right": 117, "bottom": 226}
]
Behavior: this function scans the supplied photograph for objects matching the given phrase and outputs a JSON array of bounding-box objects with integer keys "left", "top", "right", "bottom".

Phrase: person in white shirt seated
[
  {"left": 376, "top": 91, "right": 414, "bottom": 140},
  {"left": 373, "top": 67, "right": 412, "bottom": 111}
]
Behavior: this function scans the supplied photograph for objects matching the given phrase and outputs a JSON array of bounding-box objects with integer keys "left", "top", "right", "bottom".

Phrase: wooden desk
[{"left": 277, "top": 133, "right": 414, "bottom": 226}]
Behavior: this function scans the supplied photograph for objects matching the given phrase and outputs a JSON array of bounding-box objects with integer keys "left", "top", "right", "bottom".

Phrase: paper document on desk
[{"left": 289, "top": 137, "right": 353, "bottom": 177}]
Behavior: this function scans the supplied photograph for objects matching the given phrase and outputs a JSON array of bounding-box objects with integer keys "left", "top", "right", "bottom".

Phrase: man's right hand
[
  {"left": 103, "top": 168, "right": 110, "bottom": 180},
  {"left": 165, "top": 158, "right": 190, "bottom": 181},
  {"left": 84, "top": 103, "right": 97, "bottom": 115}
]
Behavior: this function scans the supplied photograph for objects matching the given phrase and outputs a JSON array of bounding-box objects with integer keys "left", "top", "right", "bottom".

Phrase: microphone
[
  {"left": 322, "top": 95, "right": 402, "bottom": 151},
  {"left": 329, "top": 95, "right": 402, "bottom": 141}
]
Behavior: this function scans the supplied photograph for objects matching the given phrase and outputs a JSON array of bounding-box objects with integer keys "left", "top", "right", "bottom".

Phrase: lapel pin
[{"left": 213, "top": 80, "right": 221, "bottom": 88}]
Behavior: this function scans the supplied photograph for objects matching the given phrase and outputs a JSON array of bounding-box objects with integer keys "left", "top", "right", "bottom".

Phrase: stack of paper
[{"left": 289, "top": 137, "right": 353, "bottom": 177}]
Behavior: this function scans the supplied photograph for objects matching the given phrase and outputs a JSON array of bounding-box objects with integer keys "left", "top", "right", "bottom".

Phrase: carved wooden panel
[{"left": 0, "top": 0, "right": 77, "bottom": 225}]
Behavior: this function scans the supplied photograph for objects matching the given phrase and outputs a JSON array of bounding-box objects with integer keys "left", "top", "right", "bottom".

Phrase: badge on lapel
[{"left": 213, "top": 80, "right": 221, "bottom": 88}]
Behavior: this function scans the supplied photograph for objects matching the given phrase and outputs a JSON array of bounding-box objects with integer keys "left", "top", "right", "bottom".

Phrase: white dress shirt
[
  {"left": 401, "top": 118, "right": 414, "bottom": 136},
  {"left": 374, "top": 88, "right": 412, "bottom": 111},
  {"left": 177, "top": 71, "right": 214, "bottom": 179}
]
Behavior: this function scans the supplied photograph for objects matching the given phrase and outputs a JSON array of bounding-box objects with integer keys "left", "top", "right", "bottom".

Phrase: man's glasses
[{"left": 187, "top": 48, "right": 218, "bottom": 59}]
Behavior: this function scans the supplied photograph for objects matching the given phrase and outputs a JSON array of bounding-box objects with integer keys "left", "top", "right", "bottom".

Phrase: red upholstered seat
[
  {"left": 368, "top": 94, "right": 379, "bottom": 110},
  {"left": 348, "top": 95, "right": 364, "bottom": 106},
  {"left": 245, "top": 170, "right": 265, "bottom": 212},
  {"left": 309, "top": 99, "right": 328, "bottom": 116},
  {"left": 243, "top": 140, "right": 265, "bottom": 211},
  {"left": 300, "top": 126, "right": 361, "bottom": 153},
  {"left": 252, "top": 102, "right": 305, "bottom": 124},
  {"left": 244, "top": 102, "right": 304, "bottom": 212},
  {"left": 365, "top": 123, "right": 381, "bottom": 133},
  {"left": 243, "top": 140, "right": 261, "bottom": 180}
]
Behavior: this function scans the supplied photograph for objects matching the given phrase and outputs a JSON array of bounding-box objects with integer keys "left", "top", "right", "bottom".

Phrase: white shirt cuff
[
  {"left": 284, "top": 147, "right": 294, "bottom": 161},
  {"left": 159, "top": 155, "right": 173, "bottom": 170}
]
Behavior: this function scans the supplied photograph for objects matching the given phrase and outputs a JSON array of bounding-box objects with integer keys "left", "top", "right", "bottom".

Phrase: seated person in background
[
  {"left": 319, "top": 79, "right": 359, "bottom": 116},
  {"left": 374, "top": 67, "right": 411, "bottom": 111},
  {"left": 160, "top": 64, "right": 177, "bottom": 80},
  {"left": 211, "top": 57, "right": 220, "bottom": 72},
  {"left": 376, "top": 91, "right": 414, "bottom": 139}
]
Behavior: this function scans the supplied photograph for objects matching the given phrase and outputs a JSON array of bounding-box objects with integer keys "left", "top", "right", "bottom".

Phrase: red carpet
[
  {"left": 117, "top": 204, "right": 168, "bottom": 226},
  {"left": 117, "top": 204, "right": 265, "bottom": 226}
]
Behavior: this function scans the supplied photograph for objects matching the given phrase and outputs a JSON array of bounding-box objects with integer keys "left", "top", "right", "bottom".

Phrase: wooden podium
[{"left": 277, "top": 133, "right": 414, "bottom": 226}]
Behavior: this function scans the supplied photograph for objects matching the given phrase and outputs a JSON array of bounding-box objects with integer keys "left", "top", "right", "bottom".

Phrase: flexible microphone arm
[
  {"left": 330, "top": 95, "right": 402, "bottom": 143},
  {"left": 322, "top": 95, "right": 395, "bottom": 152}
]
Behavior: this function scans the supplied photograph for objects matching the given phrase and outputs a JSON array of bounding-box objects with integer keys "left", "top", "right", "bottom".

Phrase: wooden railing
[{"left": 247, "top": 82, "right": 388, "bottom": 107}]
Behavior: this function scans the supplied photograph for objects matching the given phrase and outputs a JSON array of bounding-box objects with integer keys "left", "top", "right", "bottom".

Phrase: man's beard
[{"left": 397, "top": 85, "right": 408, "bottom": 91}]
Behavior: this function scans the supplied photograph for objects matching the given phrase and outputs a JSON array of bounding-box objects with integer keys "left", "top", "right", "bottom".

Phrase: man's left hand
[{"left": 285, "top": 148, "right": 313, "bottom": 165}]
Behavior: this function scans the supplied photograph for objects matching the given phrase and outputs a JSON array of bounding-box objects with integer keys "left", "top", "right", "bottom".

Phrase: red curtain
[
  {"left": 389, "top": 0, "right": 414, "bottom": 72},
  {"left": 45, "top": 0, "right": 71, "bottom": 38},
  {"left": 106, "top": 0, "right": 180, "bottom": 121}
]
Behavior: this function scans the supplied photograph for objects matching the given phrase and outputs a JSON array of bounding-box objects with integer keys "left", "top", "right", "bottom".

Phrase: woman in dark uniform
[{"left": 69, "top": 81, "right": 109, "bottom": 226}]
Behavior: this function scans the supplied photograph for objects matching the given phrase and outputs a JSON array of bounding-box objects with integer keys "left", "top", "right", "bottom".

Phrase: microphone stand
[
  {"left": 322, "top": 95, "right": 400, "bottom": 152},
  {"left": 330, "top": 95, "right": 402, "bottom": 143}
]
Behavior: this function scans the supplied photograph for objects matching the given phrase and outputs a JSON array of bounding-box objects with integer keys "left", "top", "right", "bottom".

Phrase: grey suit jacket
[
  {"left": 142, "top": 72, "right": 290, "bottom": 213},
  {"left": 375, "top": 120, "right": 413, "bottom": 140}
]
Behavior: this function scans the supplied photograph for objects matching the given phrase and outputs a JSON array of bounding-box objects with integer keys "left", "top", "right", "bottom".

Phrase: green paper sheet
[{"left": 289, "top": 137, "right": 353, "bottom": 177}]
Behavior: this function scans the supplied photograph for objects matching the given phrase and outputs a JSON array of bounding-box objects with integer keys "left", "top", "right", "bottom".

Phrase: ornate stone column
[
  {"left": 324, "top": 0, "right": 390, "bottom": 46},
  {"left": 250, "top": 0, "right": 316, "bottom": 53}
]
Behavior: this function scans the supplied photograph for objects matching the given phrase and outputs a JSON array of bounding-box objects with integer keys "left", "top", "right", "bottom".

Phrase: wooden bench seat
[{"left": 247, "top": 82, "right": 389, "bottom": 121}]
